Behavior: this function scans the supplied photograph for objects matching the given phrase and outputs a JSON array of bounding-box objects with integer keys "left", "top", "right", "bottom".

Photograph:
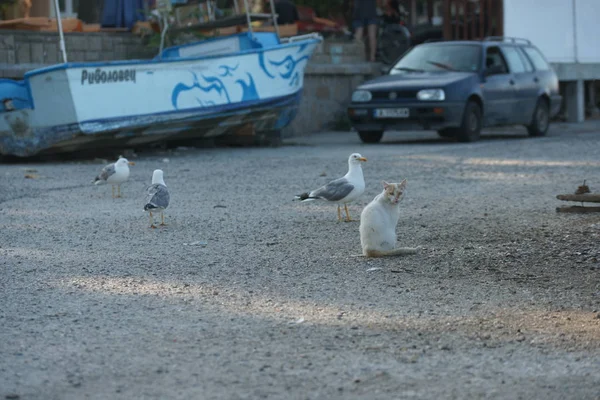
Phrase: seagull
[
  {"left": 144, "top": 169, "right": 170, "bottom": 228},
  {"left": 92, "top": 156, "right": 135, "bottom": 198},
  {"left": 295, "top": 153, "right": 367, "bottom": 222}
]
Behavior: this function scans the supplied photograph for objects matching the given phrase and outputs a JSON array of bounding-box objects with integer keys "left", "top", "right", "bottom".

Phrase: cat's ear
[
  {"left": 382, "top": 180, "right": 390, "bottom": 189},
  {"left": 399, "top": 179, "right": 407, "bottom": 190}
]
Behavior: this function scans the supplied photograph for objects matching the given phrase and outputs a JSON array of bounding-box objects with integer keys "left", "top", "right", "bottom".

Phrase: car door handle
[
  {"left": 509, "top": 80, "right": 515, "bottom": 85},
  {"left": 533, "top": 77, "right": 539, "bottom": 83}
]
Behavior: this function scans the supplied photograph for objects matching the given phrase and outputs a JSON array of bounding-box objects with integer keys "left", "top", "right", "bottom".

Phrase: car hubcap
[{"left": 469, "top": 111, "right": 478, "bottom": 132}]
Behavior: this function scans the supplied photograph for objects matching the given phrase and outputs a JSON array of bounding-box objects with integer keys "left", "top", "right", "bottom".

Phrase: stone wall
[
  {"left": 0, "top": 30, "right": 156, "bottom": 78},
  {"left": 283, "top": 63, "right": 381, "bottom": 137},
  {"left": 0, "top": 31, "right": 378, "bottom": 135},
  {"left": 283, "top": 39, "right": 381, "bottom": 136}
]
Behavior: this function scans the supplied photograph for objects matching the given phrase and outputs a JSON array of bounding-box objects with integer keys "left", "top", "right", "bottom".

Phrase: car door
[
  {"left": 480, "top": 46, "right": 516, "bottom": 126},
  {"left": 500, "top": 45, "right": 539, "bottom": 124}
]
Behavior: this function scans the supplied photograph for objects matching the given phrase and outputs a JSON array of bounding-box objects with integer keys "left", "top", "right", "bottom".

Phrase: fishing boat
[{"left": 0, "top": 0, "right": 322, "bottom": 157}]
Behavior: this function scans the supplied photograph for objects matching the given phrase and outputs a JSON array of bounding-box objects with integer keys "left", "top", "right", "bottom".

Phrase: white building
[{"left": 503, "top": 0, "right": 600, "bottom": 121}]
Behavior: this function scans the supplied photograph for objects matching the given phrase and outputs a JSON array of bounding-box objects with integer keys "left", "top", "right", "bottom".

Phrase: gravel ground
[{"left": 1, "top": 125, "right": 600, "bottom": 400}]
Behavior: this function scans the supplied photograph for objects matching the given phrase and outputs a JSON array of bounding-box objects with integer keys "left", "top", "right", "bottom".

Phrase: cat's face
[{"left": 382, "top": 179, "right": 407, "bottom": 204}]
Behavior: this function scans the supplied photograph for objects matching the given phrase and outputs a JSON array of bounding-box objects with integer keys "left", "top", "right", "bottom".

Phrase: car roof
[{"left": 418, "top": 38, "right": 535, "bottom": 49}]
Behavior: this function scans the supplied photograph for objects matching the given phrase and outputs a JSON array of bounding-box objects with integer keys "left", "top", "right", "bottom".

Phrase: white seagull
[
  {"left": 295, "top": 153, "right": 367, "bottom": 222},
  {"left": 92, "top": 156, "right": 135, "bottom": 198},
  {"left": 144, "top": 169, "right": 170, "bottom": 228}
]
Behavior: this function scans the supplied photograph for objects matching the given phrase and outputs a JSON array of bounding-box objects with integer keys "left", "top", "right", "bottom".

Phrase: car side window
[
  {"left": 522, "top": 47, "right": 551, "bottom": 71},
  {"left": 516, "top": 47, "right": 534, "bottom": 72},
  {"left": 485, "top": 46, "right": 509, "bottom": 74},
  {"left": 501, "top": 46, "right": 527, "bottom": 73}
]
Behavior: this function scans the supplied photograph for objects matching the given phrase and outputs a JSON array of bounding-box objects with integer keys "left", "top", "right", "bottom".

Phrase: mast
[
  {"left": 155, "top": 0, "right": 173, "bottom": 58},
  {"left": 242, "top": 0, "right": 254, "bottom": 38},
  {"left": 52, "top": 0, "right": 68, "bottom": 63}
]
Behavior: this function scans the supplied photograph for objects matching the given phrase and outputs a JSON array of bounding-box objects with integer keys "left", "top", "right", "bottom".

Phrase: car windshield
[{"left": 391, "top": 44, "right": 482, "bottom": 73}]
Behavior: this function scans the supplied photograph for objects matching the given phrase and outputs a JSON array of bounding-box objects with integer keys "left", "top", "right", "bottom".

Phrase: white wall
[
  {"left": 503, "top": 0, "right": 600, "bottom": 64},
  {"left": 574, "top": 0, "right": 600, "bottom": 63}
]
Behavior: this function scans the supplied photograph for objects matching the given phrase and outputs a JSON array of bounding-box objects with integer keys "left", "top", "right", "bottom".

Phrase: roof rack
[
  {"left": 424, "top": 38, "right": 445, "bottom": 43},
  {"left": 483, "top": 36, "right": 531, "bottom": 45}
]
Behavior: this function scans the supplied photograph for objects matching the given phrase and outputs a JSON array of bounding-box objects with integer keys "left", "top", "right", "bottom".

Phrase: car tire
[
  {"left": 456, "top": 101, "right": 482, "bottom": 142},
  {"left": 437, "top": 128, "right": 456, "bottom": 138},
  {"left": 527, "top": 98, "right": 550, "bottom": 137},
  {"left": 358, "top": 131, "right": 384, "bottom": 144}
]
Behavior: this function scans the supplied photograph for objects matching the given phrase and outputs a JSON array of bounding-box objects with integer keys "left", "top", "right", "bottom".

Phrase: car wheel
[
  {"left": 437, "top": 128, "right": 456, "bottom": 138},
  {"left": 358, "top": 131, "right": 384, "bottom": 143},
  {"left": 527, "top": 98, "right": 550, "bottom": 137},
  {"left": 456, "top": 101, "right": 482, "bottom": 142}
]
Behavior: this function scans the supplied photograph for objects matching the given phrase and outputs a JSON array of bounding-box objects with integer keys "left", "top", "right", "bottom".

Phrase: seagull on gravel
[
  {"left": 92, "top": 156, "right": 135, "bottom": 198},
  {"left": 144, "top": 169, "right": 170, "bottom": 228},
  {"left": 295, "top": 153, "right": 367, "bottom": 222}
]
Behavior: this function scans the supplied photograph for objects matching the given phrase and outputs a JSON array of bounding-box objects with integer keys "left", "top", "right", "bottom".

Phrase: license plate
[{"left": 374, "top": 108, "right": 410, "bottom": 118}]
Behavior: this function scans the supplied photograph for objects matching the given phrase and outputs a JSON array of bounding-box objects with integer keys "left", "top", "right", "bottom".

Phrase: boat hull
[{"left": 0, "top": 33, "right": 320, "bottom": 157}]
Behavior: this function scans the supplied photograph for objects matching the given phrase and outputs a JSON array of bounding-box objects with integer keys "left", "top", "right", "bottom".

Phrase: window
[
  {"left": 58, "top": 0, "right": 79, "bottom": 17},
  {"left": 501, "top": 46, "right": 527, "bottom": 73},
  {"left": 522, "top": 47, "right": 550, "bottom": 71},
  {"left": 516, "top": 47, "right": 534, "bottom": 72},
  {"left": 485, "top": 46, "right": 509, "bottom": 74}
]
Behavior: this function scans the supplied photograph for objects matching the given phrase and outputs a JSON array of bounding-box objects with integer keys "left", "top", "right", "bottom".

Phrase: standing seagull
[
  {"left": 144, "top": 169, "right": 170, "bottom": 228},
  {"left": 92, "top": 156, "right": 135, "bottom": 198},
  {"left": 295, "top": 153, "right": 367, "bottom": 222}
]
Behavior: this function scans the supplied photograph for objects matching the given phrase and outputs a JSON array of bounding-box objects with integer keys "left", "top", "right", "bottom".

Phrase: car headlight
[
  {"left": 352, "top": 90, "right": 372, "bottom": 102},
  {"left": 417, "top": 89, "right": 445, "bottom": 101}
]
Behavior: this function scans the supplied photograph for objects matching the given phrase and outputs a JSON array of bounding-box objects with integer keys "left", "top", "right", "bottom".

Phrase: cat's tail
[
  {"left": 294, "top": 192, "right": 317, "bottom": 202},
  {"left": 363, "top": 247, "right": 419, "bottom": 257}
]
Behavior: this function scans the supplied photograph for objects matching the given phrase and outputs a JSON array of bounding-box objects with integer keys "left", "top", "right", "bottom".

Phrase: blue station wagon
[{"left": 347, "top": 37, "right": 562, "bottom": 143}]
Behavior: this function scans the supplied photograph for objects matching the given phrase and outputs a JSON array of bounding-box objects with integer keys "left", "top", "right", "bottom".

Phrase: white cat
[{"left": 359, "top": 179, "right": 418, "bottom": 257}]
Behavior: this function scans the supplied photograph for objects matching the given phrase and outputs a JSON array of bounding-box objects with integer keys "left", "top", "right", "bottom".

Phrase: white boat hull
[{"left": 0, "top": 32, "right": 321, "bottom": 157}]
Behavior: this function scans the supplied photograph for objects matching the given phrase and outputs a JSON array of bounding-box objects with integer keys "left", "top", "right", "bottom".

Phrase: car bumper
[{"left": 347, "top": 101, "right": 464, "bottom": 131}]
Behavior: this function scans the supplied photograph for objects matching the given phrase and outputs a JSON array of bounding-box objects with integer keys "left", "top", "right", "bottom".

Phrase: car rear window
[{"left": 522, "top": 47, "right": 550, "bottom": 71}]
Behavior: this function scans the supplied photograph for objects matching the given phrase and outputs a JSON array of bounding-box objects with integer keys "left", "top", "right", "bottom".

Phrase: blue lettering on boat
[{"left": 81, "top": 68, "right": 136, "bottom": 85}]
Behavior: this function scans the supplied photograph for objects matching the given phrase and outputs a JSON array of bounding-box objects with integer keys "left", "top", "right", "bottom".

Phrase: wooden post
[
  {"left": 469, "top": 1, "right": 475, "bottom": 39},
  {"left": 464, "top": 0, "right": 469, "bottom": 39},
  {"left": 453, "top": 0, "right": 459, "bottom": 39},
  {"left": 496, "top": 0, "right": 503, "bottom": 36},
  {"left": 486, "top": 0, "right": 492, "bottom": 36},
  {"left": 478, "top": 0, "right": 484, "bottom": 39},
  {"left": 556, "top": 194, "right": 600, "bottom": 203},
  {"left": 556, "top": 193, "right": 600, "bottom": 213},
  {"left": 410, "top": 0, "right": 417, "bottom": 27},
  {"left": 443, "top": 0, "right": 451, "bottom": 40},
  {"left": 426, "top": 0, "right": 434, "bottom": 25}
]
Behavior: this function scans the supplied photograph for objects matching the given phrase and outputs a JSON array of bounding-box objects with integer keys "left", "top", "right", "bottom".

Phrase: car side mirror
[{"left": 485, "top": 65, "right": 506, "bottom": 77}]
